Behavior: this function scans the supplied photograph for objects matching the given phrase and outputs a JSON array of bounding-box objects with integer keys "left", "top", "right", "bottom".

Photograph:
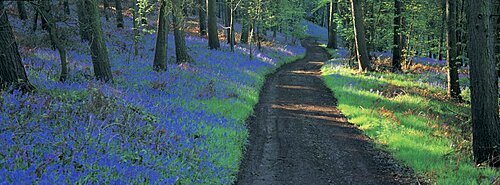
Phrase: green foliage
[{"left": 321, "top": 50, "right": 499, "bottom": 184}]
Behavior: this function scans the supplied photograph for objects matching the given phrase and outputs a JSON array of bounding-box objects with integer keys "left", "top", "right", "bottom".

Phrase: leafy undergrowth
[
  {"left": 0, "top": 13, "right": 305, "bottom": 184},
  {"left": 322, "top": 49, "right": 499, "bottom": 184}
]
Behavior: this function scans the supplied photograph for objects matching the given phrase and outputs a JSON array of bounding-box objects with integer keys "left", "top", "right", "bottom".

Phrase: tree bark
[
  {"left": 466, "top": 0, "right": 500, "bottom": 166},
  {"left": 0, "top": 2, "right": 34, "bottom": 91},
  {"left": 446, "top": 0, "right": 461, "bottom": 99},
  {"left": 84, "top": 0, "right": 113, "bottom": 82},
  {"left": 103, "top": 0, "right": 110, "bottom": 21},
  {"left": 17, "top": 1, "right": 27, "bottom": 20},
  {"left": 115, "top": 0, "right": 124, "bottom": 28},
  {"left": 171, "top": 0, "right": 193, "bottom": 63},
  {"left": 77, "top": 0, "right": 91, "bottom": 41},
  {"left": 208, "top": 0, "right": 220, "bottom": 49},
  {"left": 350, "top": 0, "right": 371, "bottom": 71},
  {"left": 39, "top": 0, "right": 69, "bottom": 82},
  {"left": 199, "top": 0, "right": 207, "bottom": 36},
  {"left": 132, "top": 0, "right": 139, "bottom": 56},
  {"left": 392, "top": 0, "right": 403, "bottom": 71},
  {"left": 154, "top": 0, "right": 168, "bottom": 70},
  {"left": 327, "top": 0, "right": 337, "bottom": 49}
]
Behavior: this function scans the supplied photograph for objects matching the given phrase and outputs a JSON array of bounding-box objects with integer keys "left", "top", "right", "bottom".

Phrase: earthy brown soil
[{"left": 236, "top": 38, "right": 418, "bottom": 185}]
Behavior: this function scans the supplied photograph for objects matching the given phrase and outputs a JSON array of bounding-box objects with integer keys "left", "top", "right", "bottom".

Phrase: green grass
[
  {"left": 198, "top": 54, "right": 305, "bottom": 181},
  {"left": 321, "top": 50, "right": 499, "bottom": 184}
]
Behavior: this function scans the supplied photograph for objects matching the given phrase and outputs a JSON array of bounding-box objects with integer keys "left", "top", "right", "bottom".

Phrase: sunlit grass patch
[{"left": 321, "top": 49, "right": 499, "bottom": 184}]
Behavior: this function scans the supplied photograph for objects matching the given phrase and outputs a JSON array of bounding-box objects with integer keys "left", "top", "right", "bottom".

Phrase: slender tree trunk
[
  {"left": 115, "top": 0, "right": 124, "bottom": 28},
  {"left": 39, "top": 0, "right": 69, "bottom": 82},
  {"left": 32, "top": 11, "right": 39, "bottom": 32},
  {"left": 229, "top": 0, "right": 235, "bottom": 51},
  {"left": 64, "top": 0, "right": 70, "bottom": 15},
  {"left": 171, "top": 0, "right": 193, "bottom": 63},
  {"left": 0, "top": 2, "right": 34, "bottom": 92},
  {"left": 199, "top": 0, "right": 207, "bottom": 36},
  {"left": 153, "top": 0, "right": 168, "bottom": 70},
  {"left": 327, "top": 0, "right": 337, "bottom": 49},
  {"left": 392, "top": 0, "right": 403, "bottom": 71},
  {"left": 83, "top": 0, "right": 113, "bottom": 82},
  {"left": 103, "top": 0, "right": 110, "bottom": 21},
  {"left": 208, "top": 0, "right": 220, "bottom": 49},
  {"left": 446, "top": 0, "right": 461, "bottom": 99},
  {"left": 132, "top": 0, "right": 139, "bottom": 56},
  {"left": 466, "top": 0, "right": 500, "bottom": 167},
  {"left": 438, "top": 0, "right": 446, "bottom": 61},
  {"left": 351, "top": 0, "right": 371, "bottom": 71},
  {"left": 17, "top": 1, "right": 27, "bottom": 20},
  {"left": 77, "top": 0, "right": 91, "bottom": 41}
]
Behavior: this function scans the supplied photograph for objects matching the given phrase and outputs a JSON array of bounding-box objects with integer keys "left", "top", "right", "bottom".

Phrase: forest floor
[{"left": 236, "top": 38, "right": 416, "bottom": 185}]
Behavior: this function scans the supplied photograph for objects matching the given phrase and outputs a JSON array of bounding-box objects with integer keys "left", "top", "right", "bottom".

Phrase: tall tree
[
  {"left": 153, "top": 0, "right": 169, "bottom": 70},
  {"left": 208, "top": 0, "right": 220, "bottom": 49},
  {"left": 39, "top": 0, "right": 69, "bottom": 81},
  {"left": 171, "top": 0, "right": 193, "bottom": 63},
  {"left": 198, "top": 0, "right": 207, "bottom": 36},
  {"left": 466, "top": 0, "right": 500, "bottom": 166},
  {"left": 77, "top": 0, "right": 91, "bottom": 41},
  {"left": 350, "top": 0, "right": 371, "bottom": 71},
  {"left": 239, "top": 0, "right": 250, "bottom": 44},
  {"left": 115, "top": 0, "right": 124, "bottom": 28},
  {"left": 82, "top": 0, "right": 113, "bottom": 82},
  {"left": 327, "top": 0, "right": 337, "bottom": 49},
  {"left": 446, "top": 0, "right": 461, "bottom": 99},
  {"left": 0, "top": 2, "right": 34, "bottom": 91},
  {"left": 17, "top": 1, "right": 27, "bottom": 20},
  {"left": 392, "top": 0, "right": 403, "bottom": 71}
]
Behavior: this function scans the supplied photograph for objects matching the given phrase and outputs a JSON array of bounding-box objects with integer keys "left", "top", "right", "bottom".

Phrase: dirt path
[{"left": 236, "top": 38, "right": 416, "bottom": 185}]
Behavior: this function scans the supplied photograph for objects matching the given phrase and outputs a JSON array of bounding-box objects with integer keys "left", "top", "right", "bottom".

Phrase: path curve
[{"left": 236, "top": 38, "right": 416, "bottom": 185}]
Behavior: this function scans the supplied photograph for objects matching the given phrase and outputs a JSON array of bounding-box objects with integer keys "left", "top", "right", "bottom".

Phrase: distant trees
[
  {"left": 350, "top": 0, "right": 371, "bottom": 71},
  {"left": 208, "top": 0, "right": 220, "bottom": 49},
  {"left": 153, "top": 0, "right": 169, "bottom": 70},
  {"left": 0, "top": 1, "right": 34, "bottom": 91},
  {"left": 466, "top": 0, "right": 500, "bottom": 166}
]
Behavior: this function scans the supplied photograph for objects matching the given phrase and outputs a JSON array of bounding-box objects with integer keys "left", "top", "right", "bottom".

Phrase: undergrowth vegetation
[
  {"left": 0, "top": 14, "right": 304, "bottom": 183},
  {"left": 322, "top": 49, "right": 499, "bottom": 184}
]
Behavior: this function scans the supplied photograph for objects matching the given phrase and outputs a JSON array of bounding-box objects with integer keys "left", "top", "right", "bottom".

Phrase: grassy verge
[
  {"left": 200, "top": 54, "right": 305, "bottom": 182},
  {"left": 321, "top": 49, "right": 499, "bottom": 184}
]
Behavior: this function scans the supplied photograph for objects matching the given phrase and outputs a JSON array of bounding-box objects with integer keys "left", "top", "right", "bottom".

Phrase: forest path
[{"left": 236, "top": 38, "right": 416, "bottom": 185}]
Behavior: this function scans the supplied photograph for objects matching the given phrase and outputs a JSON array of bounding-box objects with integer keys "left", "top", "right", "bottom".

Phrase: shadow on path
[{"left": 236, "top": 38, "right": 416, "bottom": 185}]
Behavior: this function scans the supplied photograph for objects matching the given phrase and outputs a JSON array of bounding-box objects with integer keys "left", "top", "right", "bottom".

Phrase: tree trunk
[
  {"left": 0, "top": 2, "right": 34, "bottom": 91},
  {"left": 40, "top": 0, "right": 49, "bottom": 30},
  {"left": 171, "top": 0, "right": 193, "bottom": 63},
  {"left": 327, "top": 0, "right": 337, "bottom": 49},
  {"left": 350, "top": 0, "right": 371, "bottom": 71},
  {"left": 466, "top": 0, "right": 500, "bottom": 167},
  {"left": 392, "top": 0, "right": 403, "bottom": 71},
  {"left": 208, "top": 0, "right": 220, "bottom": 49},
  {"left": 77, "top": 0, "right": 91, "bottom": 41},
  {"left": 446, "top": 0, "right": 461, "bottom": 99},
  {"left": 103, "top": 0, "right": 110, "bottom": 21},
  {"left": 83, "top": 0, "right": 113, "bottom": 82},
  {"left": 17, "top": 1, "right": 27, "bottom": 20},
  {"left": 153, "top": 0, "right": 168, "bottom": 70},
  {"left": 199, "top": 0, "right": 207, "bottom": 36},
  {"left": 64, "top": 0, "right": 70, "bottom": 15},
  {"left": 39, "top": 0, "right": 69, "bottom": 82},
  {"left": 115, "top": 0, "right": 124, "bottom": 28},
  {"left": 437, "top": 0, "right": 446, "bottom": 61},
  {"left": 132, "top": 0, "right": 139, "bottom": 56},
  {"left": 32, "top": 11, "right": 39, "bottom": 32},
  {"left": 229, "top": 0, "right": 235, "bottom": 51}
]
